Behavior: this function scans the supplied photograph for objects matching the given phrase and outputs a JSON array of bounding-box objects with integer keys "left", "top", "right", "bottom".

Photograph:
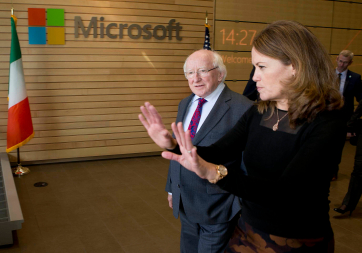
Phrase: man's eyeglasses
[{"left": 184, "top": 66, "right": 219, "bottom": 79}]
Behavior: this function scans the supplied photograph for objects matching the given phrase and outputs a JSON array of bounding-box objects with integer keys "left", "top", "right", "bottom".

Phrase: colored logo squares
[{"left": 28, "top": 8, "right": 65, "bottom": 45}]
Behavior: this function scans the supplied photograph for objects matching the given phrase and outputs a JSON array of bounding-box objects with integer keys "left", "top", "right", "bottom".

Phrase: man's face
[
  {"left": 185, "top": 51, "right": 223, "bottom": 98},
  {"left": 336, "top": 55, "right": 352, "bottom": 73}
]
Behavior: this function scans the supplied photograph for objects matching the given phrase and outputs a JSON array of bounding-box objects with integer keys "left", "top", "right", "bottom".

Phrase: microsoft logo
[{"left": 28, "top": 8, "right": 65, "bottom": 45}]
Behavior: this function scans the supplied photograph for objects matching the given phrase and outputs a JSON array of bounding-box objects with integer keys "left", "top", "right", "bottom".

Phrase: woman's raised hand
[
  {"left": 162, "top": 122, "right": 216, "bottom": 181},
  {"left": 139, "top": 102, "right": 176, "bottom": 150}
]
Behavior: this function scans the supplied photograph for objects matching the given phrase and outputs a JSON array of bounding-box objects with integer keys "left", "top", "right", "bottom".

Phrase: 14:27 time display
[{"left": 220, "top": 29, "right": 257, "bottom": 45}]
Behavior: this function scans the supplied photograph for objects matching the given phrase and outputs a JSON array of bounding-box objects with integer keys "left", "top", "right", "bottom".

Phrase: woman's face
[{"left": 251, "top": 48, "right": 295, "bottom": 106}]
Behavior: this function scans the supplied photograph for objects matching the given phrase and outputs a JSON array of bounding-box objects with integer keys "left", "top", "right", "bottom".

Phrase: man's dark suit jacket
[
  {"left": 165, "top": 85, "right": 252, "bottom": 224},
  {"left": 342, "top": 70, "right": 362, "bottom": 122}
]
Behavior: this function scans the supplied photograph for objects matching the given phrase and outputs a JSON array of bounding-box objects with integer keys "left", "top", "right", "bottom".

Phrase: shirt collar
[{"left": 336, "top": 68, "right": 348, "bottom": 76}]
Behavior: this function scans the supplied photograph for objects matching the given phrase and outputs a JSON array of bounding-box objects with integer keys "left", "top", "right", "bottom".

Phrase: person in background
[
  {"left": 332, "top": 50, "right": 362, "bottom": 180},
  {"left": 336, "top": 50, "right": 362, "bottom": 121},
  {"left": 335, "top": 99, "right": 362, "bottom": 216},
  {"left": 242, "top": 66, "right": 258, "bottom": 101},
  {"left": 139, "top": 49, "right": 252, "bottom": 253},
  {"left": 161, "top": 20, "right": 344, "bottom": 252}
]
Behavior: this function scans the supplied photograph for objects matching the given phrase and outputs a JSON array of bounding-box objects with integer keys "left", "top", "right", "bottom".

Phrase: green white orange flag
[{"left": 7, "top": 15, "right": 34, "bottom": 153}]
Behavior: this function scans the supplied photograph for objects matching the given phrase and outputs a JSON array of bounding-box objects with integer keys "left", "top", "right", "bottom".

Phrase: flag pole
[
  {"left": 14, "top": 148, "right": 30, "bottom": 176},
  {"left": 203, "top": 11, "right": 211, "bottom": 50},
  {"left": 8, "top": 7, "right": 31, "bottom": 176}
]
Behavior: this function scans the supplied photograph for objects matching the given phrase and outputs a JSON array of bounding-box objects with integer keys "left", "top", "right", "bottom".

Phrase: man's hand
[
  {"left": 139, "top": 102, "right": 177, "bottom": 150},
  {"left": 167, "top": 194, "right": 173, "bottom": 209}
]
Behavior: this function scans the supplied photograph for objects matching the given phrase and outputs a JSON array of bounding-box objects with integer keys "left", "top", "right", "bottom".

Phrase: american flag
[{"left": 203, "top": 24, "right": 211, "bottom": 50}]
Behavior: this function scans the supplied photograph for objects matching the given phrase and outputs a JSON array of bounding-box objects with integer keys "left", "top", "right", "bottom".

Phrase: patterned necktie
[{"left": 188, "top": 98, "right": 207, "bottom": 139}]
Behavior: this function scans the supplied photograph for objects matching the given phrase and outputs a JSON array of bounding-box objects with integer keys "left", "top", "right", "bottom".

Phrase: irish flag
[{"left": 6, "top": 15, "right": 34, "bottom": 153}]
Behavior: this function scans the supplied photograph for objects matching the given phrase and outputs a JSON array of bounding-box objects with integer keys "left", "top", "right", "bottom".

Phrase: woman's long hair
[{"left": 253, "top": 20, "right": 343, "bottom": 128}]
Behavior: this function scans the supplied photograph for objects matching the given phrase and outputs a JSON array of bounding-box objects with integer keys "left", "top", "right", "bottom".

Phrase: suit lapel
[
  {"left": 192, "top": 86, "right": 231, "bottom": 145},
  {"left": 177, "top": 94, "right": 194, "bottom": 124}
]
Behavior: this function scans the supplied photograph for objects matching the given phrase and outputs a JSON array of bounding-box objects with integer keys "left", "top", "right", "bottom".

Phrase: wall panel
[
  {"left": 215, "top": 0, "right": 333, "bottom": 27},
  {"left": 330, "top": 29, "right": 362, "bottom": 55},
  {"left": 332, "top": 2, "right": 362, "bottom": 29},
  {"left": 0, "top": 0, "right": 213, "bottom": 162},
  {"left": 216, "top": 52, "right": 252, "bottom": 81},
  {"left": 215, "top": 0, "right": 362, "bottom": 87}
]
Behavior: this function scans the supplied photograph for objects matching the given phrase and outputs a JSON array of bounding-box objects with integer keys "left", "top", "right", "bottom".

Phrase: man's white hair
[{"left": 183, "top": 49, "right": 227, "bottom": 83}]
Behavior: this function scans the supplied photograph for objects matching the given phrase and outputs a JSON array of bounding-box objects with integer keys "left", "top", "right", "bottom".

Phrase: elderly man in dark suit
[
  {"left": 333, "top": 50, "right": 362, "bottom": 180},
  {"left": 139, "top": 49, "right": 252, "bottom": 253}
]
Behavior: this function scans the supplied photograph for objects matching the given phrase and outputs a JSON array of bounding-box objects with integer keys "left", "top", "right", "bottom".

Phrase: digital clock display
[
  {"left": 215, "top": 21, "right": 333, "bottom": 53},
  {"left": 214, "top": 21, "right": 266, "bottom": 51},
  {"left": 219, "top": 29, "right": 256, "bottom": 46}
]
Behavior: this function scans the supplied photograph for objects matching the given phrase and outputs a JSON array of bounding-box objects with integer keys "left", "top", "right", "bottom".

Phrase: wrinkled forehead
[{"left": 185, "top": 52, "right": 213, "bottom": 70}]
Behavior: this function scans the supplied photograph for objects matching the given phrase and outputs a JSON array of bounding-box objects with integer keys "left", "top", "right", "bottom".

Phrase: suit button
[{"left": 177, "top": 184, "right": 180, "bottom": 188}]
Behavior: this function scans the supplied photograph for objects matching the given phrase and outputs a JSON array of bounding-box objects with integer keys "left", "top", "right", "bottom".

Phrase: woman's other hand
[{"left": 162, "top": 122, "right": 217, "bottom": 181}]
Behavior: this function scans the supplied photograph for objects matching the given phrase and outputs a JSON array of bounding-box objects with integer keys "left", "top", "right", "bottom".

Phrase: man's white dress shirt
[{"left": 336, "top": 69, "right": 348, "bottom": 94}]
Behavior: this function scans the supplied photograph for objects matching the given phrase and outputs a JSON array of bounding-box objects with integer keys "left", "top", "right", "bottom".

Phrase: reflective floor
[{"left": 1, "top": 141, "right": 361, "bottom": 253}]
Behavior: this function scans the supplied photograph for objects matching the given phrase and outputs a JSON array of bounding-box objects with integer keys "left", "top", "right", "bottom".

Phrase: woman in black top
[{"left": 140, "top": 21, "right": 344, "bottom": 252}]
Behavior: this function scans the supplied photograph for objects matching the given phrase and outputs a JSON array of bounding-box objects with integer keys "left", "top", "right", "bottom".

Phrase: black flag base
[{"left": 13, "top": 163, "right": 30, "bottom": 176}]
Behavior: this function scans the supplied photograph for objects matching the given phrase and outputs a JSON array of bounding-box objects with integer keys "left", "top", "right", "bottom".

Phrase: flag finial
[
  {"left": 11, "top": 8, "right": 13, "bottom": 16},
  {"left": 203, "top": 12, "right": 211, "bottom": 50}
]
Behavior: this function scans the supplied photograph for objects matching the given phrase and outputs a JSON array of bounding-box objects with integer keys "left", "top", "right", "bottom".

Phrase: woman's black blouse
[{"left": 196, "top": 106, "right": 345, "bottom": 238}]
